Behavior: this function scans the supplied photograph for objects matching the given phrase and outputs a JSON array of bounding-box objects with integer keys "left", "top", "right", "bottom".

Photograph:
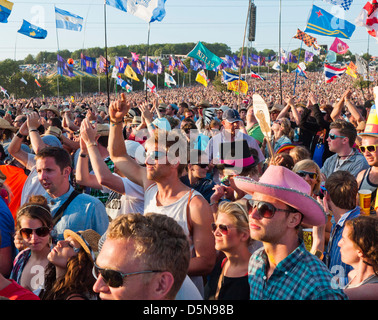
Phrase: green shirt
[{"left": 247, "top": 123, "right": 264, "bottom": 146}]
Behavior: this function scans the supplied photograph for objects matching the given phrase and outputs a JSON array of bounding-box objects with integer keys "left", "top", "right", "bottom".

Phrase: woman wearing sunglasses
[
  {"left": 292, "top": 159, "right": 322, "bottom": 198},
  {"left": 204, "top": 201, "right": 254, "bottom": 300},
  {"left": 39, "top": 229, "right": 100, "bottom": 300},
  {"left": 10, "top": 195, "right": 53, "bottom": 295}
]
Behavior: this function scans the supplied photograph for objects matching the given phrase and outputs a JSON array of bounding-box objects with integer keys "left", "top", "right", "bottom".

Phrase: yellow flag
[
  {"left": 195, "top": 70, "right": 208, "bottom": 87},
  {"left": 346, "top": 61, "right": 357, "bottom": 79},
  {"left": 227, "top": 80, "right": 248, "bottom": 95},
  {"left": 124, "top": 65, "right": 139, "bottom": 82}
]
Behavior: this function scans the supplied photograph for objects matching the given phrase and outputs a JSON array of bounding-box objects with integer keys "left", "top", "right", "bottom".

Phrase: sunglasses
[
  {"left": 19, "top": 226, "right": 50, "bottom": 239},
  {"left": 296, "top": 170, "right": 318, "bottom": 180},
  {"left": 193, "top": 164, "right": 208, "bottom": 169},
  {"left": 211, "top": 223, "right": 235, "bottom": 235},
  {"left": 92, "top": 263, "right": 162, "bottom": 288},
  {"left": 248, "top": 200, "right": 295, "bottom": 219},
  {"left": 144, "top": 150, "right": 166, "bottom": 160},
  {"left": 328, "top": 133, "right": 346, "bottom": 140},
  {"left": 359, "top": 144, "right": 378, "bottom": 153}
]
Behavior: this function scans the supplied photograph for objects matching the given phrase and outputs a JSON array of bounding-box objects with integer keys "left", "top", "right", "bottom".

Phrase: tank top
[{"left": 358, "top": 167, "right": 378, "bottom": 214}]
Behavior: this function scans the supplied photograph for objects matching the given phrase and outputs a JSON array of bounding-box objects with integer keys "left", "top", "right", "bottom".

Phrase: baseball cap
[{"left": 222, "top": 109, "right": 241, "bottom": 123}]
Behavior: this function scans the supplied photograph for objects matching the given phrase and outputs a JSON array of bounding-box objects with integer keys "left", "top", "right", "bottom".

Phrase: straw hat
[
  {"left": 198, "top": 100, "right": 211, "bottom": 108},
  {"left": 234, "top": 165, "right": 326, "bottom": 226},
  {"left": 0, "top": 118, "right": 17, "bottom": 132},
  {"left": 64, "top": 229, "right": 101, "bottom": 262},
  {"left": 42, "top": 126, "right": 61, "bottom": 139},
  {"left": 45, "top": 105, "right": 61, "bottom": 118},
  {"left": 97, "top": 124, "right": 110, "bottom": 136},
  {"left": 131, "top": 116, "right": 142, "bottom": 125}
]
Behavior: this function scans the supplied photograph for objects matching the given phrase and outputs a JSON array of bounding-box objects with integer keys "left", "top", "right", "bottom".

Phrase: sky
[{"left": 0, "top": 0, "right": 377, "bottom": 62}]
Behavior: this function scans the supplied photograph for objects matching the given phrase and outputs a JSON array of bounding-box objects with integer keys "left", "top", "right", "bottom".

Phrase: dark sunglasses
[
  {"left": 296, "top": 170, "right": 318, "bottom": 180},
  {"left": 211, "top": 223, "right": 235, "bottom": 235},
  {"left": 19, "top": 226, "right": 50, "bottom": 239},
  {"left": 248, "top": 200, "right": 295, "bottom": 219},
  {"left": 359, "top": 144, "right": 378, "bottom": 153},
  {"left": 92, "top": 263, "right": 162, "bottom": 288},
  {"left": 328, "top": 133, "right": 346, "bottom": 140},
  {"left": 193, "top": 163, "right": 208, "bottom": 169}
]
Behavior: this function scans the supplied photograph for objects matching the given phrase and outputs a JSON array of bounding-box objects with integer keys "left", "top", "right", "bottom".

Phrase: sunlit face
[
  {"left": 144, "top": 144, "right": 170, "bottom": 181},
  {"left": 360, "top": 136, "right": 378, "bottom": 166},
  {"left": 19, "top": 217, "right": 50, "bottom": 252},
  {"left": 327, "top": 129, "right": 348, "bottom": 153},
  {"left": 47, "top": 236, "right": 80, "bottom": 269},
  {"left": 338, "top": 225, "right": 361, "bottom": 267}
]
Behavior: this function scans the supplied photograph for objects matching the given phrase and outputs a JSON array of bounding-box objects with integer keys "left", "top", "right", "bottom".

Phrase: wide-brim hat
[
  {"left": 359, "top": 104, "right": 378, "bottom": 138},
  {"left": 198, "top": 100, "right": 211, "bottom": 108},
  {"left": 131, "top": 116, "right": 142, "bottom": 125},
  {"left": 45, "top": 105, "right": 61, "bottom": 118},
  {"left": 0, "top": 118, "right": 17, "bottom": 132},
  {"left": 97, "top": 124, "right": 110, "bottom": 136},
  {"left": 64, "top": 229, "right": 100, "bottom": 262},
  {"left": 234, "top": 165, "right": 326, "bottom": 226},
  {"left": 41, "top": 126, "right": 61, "bottom": 139}
]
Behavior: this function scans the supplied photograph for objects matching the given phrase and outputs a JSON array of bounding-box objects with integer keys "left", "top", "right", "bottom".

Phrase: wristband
[
  {"left": 79, "top": 153, "right": 88, "bottom": 158},
  {"left": 29, "top": 129, "right": 39, "bottom": 133},
  {"left": 16, "top": 131, "right": 25, "bottom": 139},
  {"left": 87, "top": 142, "right": 98, "bottom": 148},
  {"left": 110, "top": 119, "right": 123, "bottom": 126}
]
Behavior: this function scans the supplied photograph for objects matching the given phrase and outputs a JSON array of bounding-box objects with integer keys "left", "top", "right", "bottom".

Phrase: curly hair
[
  {"left": 40, "top": 249, "right": 96, "bottom": 300},
  {"left": 345, "top": 216, "right": 378, "bottom": 276}
]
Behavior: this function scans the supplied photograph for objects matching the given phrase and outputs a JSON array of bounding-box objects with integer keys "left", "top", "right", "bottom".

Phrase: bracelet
[
  {"left": 29, "top": 129, "right": 39, "bottom": 133},
  {"left": 87, "top": 142, "right": 98, "bottom": 148},
  {"left": 16, "top": 131, "right": 25, "bottom": 139},
  {"left": 79, "top": 153, "right": 87, "bottom": 158},
  {"left": 110, "top": 119, "right": 123, "bottom": 126}
]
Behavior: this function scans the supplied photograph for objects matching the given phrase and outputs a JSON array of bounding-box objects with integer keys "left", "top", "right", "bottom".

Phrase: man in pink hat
[{"left": 234, "top": 165, "right": 348, "bottom": 300}]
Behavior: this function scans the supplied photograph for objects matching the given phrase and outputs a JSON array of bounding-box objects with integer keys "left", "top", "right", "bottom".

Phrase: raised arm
[{"left": 108, "top": 93, "right": 149, "bottom": 189}]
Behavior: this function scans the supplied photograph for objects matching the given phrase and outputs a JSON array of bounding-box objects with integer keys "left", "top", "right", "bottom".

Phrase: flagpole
[
  {"left": 104, "top": 0, "right": 110, "bottom": 106},
  {"left": 293, "top": 40, "right": 303, "bottom": 95},
  {"left": 55, "top": 5, "right": 60, "bottom": 98},
  {"left": 238, "top": 0, "right": 252, "bottom": 105},
  {"left": 278, "top": 0, "right": 282, "bottom": 104},
  {"left": 145, "top": 22, "right": 151, "bottom": 101}
]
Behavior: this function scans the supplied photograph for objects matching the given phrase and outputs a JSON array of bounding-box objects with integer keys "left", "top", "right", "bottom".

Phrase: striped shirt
[
  {"left": 248, "top": 241, "right": 348, "bottom": 300},
  {"left": 324, "top": 206, "right": 360, "bottom": 287}
]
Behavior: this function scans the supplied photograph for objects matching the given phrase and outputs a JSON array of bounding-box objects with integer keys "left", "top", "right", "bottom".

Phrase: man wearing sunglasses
[
  {"left": 234, "top": 165, "right": 348, "bottom": 300},
  {"left": 108, "top": 94, "right": 216, "bottom": 296},
  {"left": 321, "top": 120, "right": 368, "bottom": 179}
]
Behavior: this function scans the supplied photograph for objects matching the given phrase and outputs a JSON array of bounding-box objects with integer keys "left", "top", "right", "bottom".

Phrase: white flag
[
  {"left": 20, "top": 78, "right": 28, "bottom": 85},
  {"left": 164, "top": 72, "right": 176, "bottom": 86},
  {"left": 111, "top": 67, "right": 119, "bottom": 79},
  {"left": 272, "top": 62, "right": 281, "bottom": 71}
]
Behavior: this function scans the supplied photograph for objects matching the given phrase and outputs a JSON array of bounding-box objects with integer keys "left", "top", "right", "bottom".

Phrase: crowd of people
[{"left": 0, "top": 70, "right": 377, "bottom": 301}]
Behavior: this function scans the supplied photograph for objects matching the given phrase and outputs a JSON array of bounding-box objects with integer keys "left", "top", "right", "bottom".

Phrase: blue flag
[
  {"left": 106, "top": 0, "right": 167, "bottom": 23},
  {"left": 81, "top": 54, "right": 97, "bottom": 74},
  {"left": 0, "top": 0, "right": 13, "bottom": 23},
  {"left": 17, "top": 20, "right": 47, "bottom": 39},
  {"left": 305, "top": 5, "right": 355, "bottom": 39},
  {"left": 57, "top": 54, "right": 75, "bottom": 77},
  {"left": 187, "top": 41, "right": 223, "bottom": 70},
  {"left": 222, "top": 70, "right": 244, "bottom": 83},
  {"left": 55, "top": 7, "right": 83, "bottom": 31}
]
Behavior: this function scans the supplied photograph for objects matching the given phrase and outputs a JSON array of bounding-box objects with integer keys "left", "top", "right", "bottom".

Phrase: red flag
[
  {"left": 329, "top": 38, "right": 349, "bottom": 54},
  {"left": 356, "top": 0, "right": 378, "bottom": 38}
]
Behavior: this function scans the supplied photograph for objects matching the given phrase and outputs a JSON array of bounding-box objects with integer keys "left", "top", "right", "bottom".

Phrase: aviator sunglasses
[
  {"left": 92, "top": 263, "right": 162, "bottom": 288},
  {"left": 248, "top": 200, "right": 295, "bottom": 219},
  {"left": 359, "top": 144, "right": 378, "bottom": 153},
  {"left": 19, "top": 226, "right": 50, "bottom": 239},
  {"left": 296, "top": 170, "right": 318, "bottom": 180},
  {"left": 211, "top": 223, "right": 236, "bottom": 236}
]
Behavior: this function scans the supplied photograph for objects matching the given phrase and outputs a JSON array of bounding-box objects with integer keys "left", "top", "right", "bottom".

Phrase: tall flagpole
[
  {"left": 55, "top": 5, "right": 60, "bottom": 98},
  {"left": 104, "top": 0, "right": 110, "bottom": 106},
  {"left": 293, "top": 40, "right": 303, "bottom": 95},
  {"left": 279, "top": 0, "right": 282, "bottom": 104},
  {"left": 145, "top": 22, "right": 151, "bottom": 101}
]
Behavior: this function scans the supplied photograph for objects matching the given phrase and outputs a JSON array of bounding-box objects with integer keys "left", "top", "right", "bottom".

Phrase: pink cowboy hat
[{"left": 234, "top": 165, "right": 326, "bottom": 226}]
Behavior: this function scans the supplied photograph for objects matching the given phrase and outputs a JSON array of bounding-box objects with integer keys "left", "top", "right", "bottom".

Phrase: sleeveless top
[
  {"left": 143, "top": 183, "right": 205, "bottom": 296},
  {"left": 358, "top": 167, "right": 378, "bottom": 214}
]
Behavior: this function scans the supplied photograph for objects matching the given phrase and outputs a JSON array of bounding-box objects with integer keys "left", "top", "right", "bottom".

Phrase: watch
[{"left": 16, "top": 131, "right": 25, "bottom": 139}]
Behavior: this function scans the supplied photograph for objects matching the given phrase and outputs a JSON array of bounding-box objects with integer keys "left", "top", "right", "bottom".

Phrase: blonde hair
[{"left": 293, "top": 159, "right": 321, "bottom": 194}]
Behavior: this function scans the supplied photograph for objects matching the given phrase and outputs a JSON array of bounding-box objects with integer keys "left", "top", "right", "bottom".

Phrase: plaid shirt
[{"left": 248, "top": 241, "right": 348, "bottom": 300}]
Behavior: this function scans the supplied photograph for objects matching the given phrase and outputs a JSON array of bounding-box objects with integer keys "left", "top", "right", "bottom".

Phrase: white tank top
[{"left": 144, "top": 184, "right": 203, "bottom": 237}]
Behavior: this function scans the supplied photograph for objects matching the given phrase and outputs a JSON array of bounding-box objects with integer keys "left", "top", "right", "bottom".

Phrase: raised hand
[{"left": 109, "top": 92, "right": 131, "bottom": 122}]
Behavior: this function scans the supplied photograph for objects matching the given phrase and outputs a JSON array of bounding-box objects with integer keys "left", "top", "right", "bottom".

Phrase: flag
[
  {"left": 17, "top": 20, "right": 47, "bottom": 39},
  {"left": 323, "top": 0, "right": 353, "bottom": 11},
  {"left": 296, "top": 65, "right": 308, "bottom": 79},
  {"left": 355, "top": 54, "right": 368, "bottom": 75},
  {"left": 112, "top": 67, "right": 119, "bottom": 79},
  {"left": 288, "top": 52, "right": 298, "bottom": 63},
  {"left": 106, "top": 0, "right": 167, "bottom": 23},
  {"left": 164, "top": 72, "right": 176, "bottom": 86},
  {"left": 187, "top": 41, "right": 223, "bottom": 70},
  {"left": 0, "top": 85, "right": 9, "bottom": 98},
  {"left": 346, "top": 61, "right": 358, "bottom": 78},
  {"left": 114, "top": 56, "right": 129, "bottom": 73},
  {"left": 131, "top": 52, "right": 139, "bottom": 61},
  {"left": 293, "top": 29, "right": 317, "bottom": 47},
  {"left": 55, "top": 7, "right": 83, "bottom": 31},
  {"left": 98, "top": 55, "right": 110, "bottom": 73},
  {"left": 305, "top": 5, "right": 356, "bottom": 39},
  {"left": 143, "top": 78, "right": 156, "bottom": 94},
  {"left": 250, "top": 70, "right": 265, "bottom": 81},
  {"left": 80, "top": 53, "right": 97, "bottom": 74},
  {"left": 156, "top": 60, "right": 163, "bottom": 74},
  {"left": 329, "top": 38, "right": 349, "bottom": 54},
  {"left": 272, "top": 62, "right": 281, "bottom": 71},
  {"left": 125, "top": 64, "right": 139, "bottom": 81},
  {"left": 222, "top": 70, "right": 243, "bottom": 83},
  {"left": 0, "top": 0, "right": 13, "bottom": 23},
  {"left": 304, "top": 51, "right": 314, "bottom": 62},
  {"left": 20, "top": 78, "right": 27, "bottom": 85},
  {"left": 326, "top": 50, "right": 337, "bottom": 63},
  {"left": 324, "top": 64, "right": 346, "bottom": 83},
  {"left": 57, "top": 54, "right": 75, "bottom": 77},
  {"left": 356, "top": 0, "right": 378, "bottom": 39},
  {"left": 195, "top": 70, "right": 209, "bottom": 87},
  {"left": 227, "top": 80, "right": 249, "bottom": 95},
  {"left": 35, "top": 78, "right": 42, "bottom": 87}
]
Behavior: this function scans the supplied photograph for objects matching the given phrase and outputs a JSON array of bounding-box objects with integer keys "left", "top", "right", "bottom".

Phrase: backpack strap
[{"left": 52, "top": 190, "right": 80, "bottom": 227}]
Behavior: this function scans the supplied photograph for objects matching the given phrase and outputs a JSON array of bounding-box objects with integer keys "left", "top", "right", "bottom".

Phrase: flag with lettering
[{"left": 187, "top": 41, "right": 223, "bottom": 70}]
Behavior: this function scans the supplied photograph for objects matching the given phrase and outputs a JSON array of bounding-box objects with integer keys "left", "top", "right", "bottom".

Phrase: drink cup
[
  {"left": 358, "top": 189, "right": 372, "bottom": 215},
  {"left": 302, "top": 228, "right": 313, "bottom": 251}
]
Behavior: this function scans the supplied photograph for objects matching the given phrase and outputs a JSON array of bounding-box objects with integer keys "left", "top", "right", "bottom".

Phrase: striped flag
[
  {"left": 250, "top": 70, "right": 265, "bottom": 81},
  {"left": 324, "top": 64, "right": 347, "bottom": 83}
]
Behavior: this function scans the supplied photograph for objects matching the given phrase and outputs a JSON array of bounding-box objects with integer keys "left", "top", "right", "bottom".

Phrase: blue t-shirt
[{"left": 0, "top": 197, "right": 14, "bottom": 248}]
